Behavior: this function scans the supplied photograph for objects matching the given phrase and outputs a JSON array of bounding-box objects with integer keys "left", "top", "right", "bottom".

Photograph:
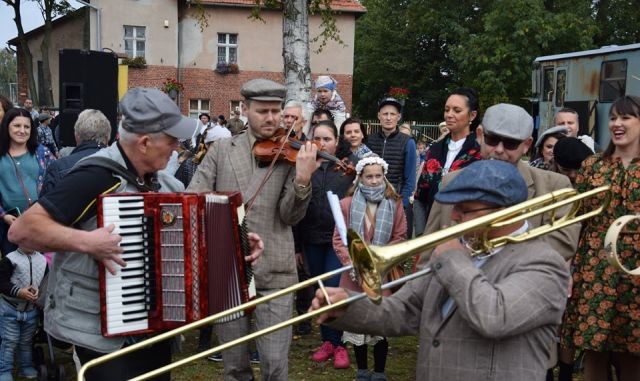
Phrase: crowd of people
[{"left": 0, "top": 75, "right": 637, "bottom": 381}]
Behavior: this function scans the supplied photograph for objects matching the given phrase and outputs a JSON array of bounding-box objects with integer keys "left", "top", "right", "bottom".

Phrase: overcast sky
[{"left": 1, "top": 1, "right": 83, "bottom": 50}]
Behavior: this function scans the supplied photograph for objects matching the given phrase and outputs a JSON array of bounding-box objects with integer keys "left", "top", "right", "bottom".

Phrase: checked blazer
[
  {"left": 332, "top": 239, "right": 570, "bottom": 381},
  {"left": 187, "top": 131, "right": 311, "bottom": 289}
]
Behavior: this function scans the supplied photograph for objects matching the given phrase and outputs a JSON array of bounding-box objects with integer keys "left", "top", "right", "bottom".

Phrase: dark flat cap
[
  {"left": 553, "top": 137, "right": 593, "bottom": 170},
  {"left": 120, "top": 87, "right": 197, "bottom": 140},
  {"left": 240, "top": 79, "right": 286, "bottom": 101},
  {"left": 435, "top": 160, "right": 527, "bottom": 207},
  {"left": 378, "top": 97, "right": 402, "bottom": 113}
]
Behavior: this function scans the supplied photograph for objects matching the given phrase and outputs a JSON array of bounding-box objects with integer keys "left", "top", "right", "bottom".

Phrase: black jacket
[
  {"left": 40, "top": 141, "right": 105, "bottom": 197},
  {"left": 296, "top": 155, "right": 357, "bottom": 245}
]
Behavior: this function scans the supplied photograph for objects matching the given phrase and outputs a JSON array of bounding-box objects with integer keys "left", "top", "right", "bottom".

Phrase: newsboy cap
[
  {"left": 535, "top": 125, "right": 568, "bottom": 148},
  {"left": 435, "top": 160, "right": 527, "bottom": 207},
  {"left": 378, "top": 97, "right": 402, "bottom": 113},
  {"left": 120, "top": 87, "right": 197, "bottom": 140},
  {"left": 482, "top": 103, "right": 533, "bottom": 141},
  {"left": 553, "top": 137, "right": 594, "bottom": 170},
  {"left": 38, "top": 113, "right": 51, "bottom": 122},
  {"left": 240, "top": 79, "right": 286, "bottom": 102}
]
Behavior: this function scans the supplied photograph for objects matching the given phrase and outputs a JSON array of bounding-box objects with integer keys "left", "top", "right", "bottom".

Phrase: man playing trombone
[{"left": 310, "top": 160, "right": 570, "bottom": 380}]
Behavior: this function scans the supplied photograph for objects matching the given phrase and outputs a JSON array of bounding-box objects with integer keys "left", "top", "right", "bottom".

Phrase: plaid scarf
[{"left": 350, "top": 183, "right": 395, "bottom": 245}]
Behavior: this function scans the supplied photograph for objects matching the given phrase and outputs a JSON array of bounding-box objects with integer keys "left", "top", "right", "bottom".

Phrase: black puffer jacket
[{"left": 297, "top": 155, "right": 357, "bottom": 245}]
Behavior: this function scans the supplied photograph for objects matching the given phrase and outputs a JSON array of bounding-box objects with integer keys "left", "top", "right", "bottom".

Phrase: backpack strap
[{"left": 73, "top": 156, "right": 159, "bottom": 192}]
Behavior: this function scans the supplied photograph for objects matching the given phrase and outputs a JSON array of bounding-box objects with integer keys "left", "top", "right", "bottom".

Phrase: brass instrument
[
  {"left": 78, "top": 185, "right": 611, "bottom": 381},
  {"left": 604, "top": 214, "right": 640, "bottom": 276}
]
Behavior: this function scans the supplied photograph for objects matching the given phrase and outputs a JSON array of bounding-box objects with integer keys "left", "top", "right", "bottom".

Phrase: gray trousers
[{"left": 217, "top": 289, "right": 294, "bottom": 381}]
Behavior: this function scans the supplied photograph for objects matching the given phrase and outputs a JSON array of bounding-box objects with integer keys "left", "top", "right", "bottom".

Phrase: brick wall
[{"left": 126, "top": 65, "right": 353, "bottom": 117}]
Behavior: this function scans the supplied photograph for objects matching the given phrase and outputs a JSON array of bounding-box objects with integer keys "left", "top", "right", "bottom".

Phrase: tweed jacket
[
  {"left": 332, "top": 239, "right": 569, "bottom": 381},
  {"left": 187, "top": 132, "right": 311, "bottom": 289},
  {"left": 418, "top": 160, "right": 580, "bottom": 265}
]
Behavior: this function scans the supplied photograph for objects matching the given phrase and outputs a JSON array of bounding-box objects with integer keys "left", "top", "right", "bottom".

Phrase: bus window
[
  {"left": 555, "top": 69, "right": 566, "bottom": 107},
  {"left": 600, "top": 60, "right": 627, "bottom": 102},
  {"left": 543, "top": 67, "right": 555, "bottom": 102}
]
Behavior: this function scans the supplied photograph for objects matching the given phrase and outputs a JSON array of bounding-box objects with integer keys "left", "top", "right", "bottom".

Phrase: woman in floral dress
[
  {"left": 413, "top": 87, "right": 482, "bottom": 235},
  {"left": 560, "top": 95, "right": 640, "bottom": 381}
]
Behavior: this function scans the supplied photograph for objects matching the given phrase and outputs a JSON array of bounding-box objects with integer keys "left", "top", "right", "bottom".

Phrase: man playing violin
[
  {"left": 310, "top": 159, "right": 570, "bottom": 381},
  {"left": 188, "top": 78, "right": 319, "bottom": 381}
]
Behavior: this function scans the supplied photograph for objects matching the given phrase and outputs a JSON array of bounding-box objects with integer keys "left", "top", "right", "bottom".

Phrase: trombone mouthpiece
[{"left": 348, "top": 229, "right": 383, "bottom": 304}]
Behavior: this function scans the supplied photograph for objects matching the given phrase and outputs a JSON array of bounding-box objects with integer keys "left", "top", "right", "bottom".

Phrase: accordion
[{"left": 97, "top": 191, "right": 256, "bottom": 337}]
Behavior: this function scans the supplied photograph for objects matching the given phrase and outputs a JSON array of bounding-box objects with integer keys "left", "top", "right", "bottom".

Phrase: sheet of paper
[{"left": 327, "top": 191, "right": 347, "bottom": 246}]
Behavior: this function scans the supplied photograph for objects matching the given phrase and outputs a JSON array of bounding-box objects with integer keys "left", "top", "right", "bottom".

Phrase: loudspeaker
[{"left": 58, "top": 49, "right": 118, "bottom": 147}]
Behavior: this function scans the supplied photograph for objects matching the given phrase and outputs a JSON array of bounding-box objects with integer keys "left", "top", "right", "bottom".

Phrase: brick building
[{"left": 8, "top": 0, "right": 366, "bottom": 119}]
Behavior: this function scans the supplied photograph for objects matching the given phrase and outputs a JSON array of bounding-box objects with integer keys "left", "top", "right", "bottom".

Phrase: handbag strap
[{"left": 8, "top": 153, "right": 33, "bottom": 206}]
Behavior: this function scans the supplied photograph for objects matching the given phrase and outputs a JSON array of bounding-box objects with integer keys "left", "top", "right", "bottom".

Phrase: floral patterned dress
[{"left": 560, "top": 154, "right": 640, "bottom": 353}]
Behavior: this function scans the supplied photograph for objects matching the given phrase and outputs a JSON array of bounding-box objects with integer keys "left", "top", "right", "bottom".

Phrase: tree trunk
[
  {"left": 282, "top": 0, "right": 311, "bottom": 103},
  {"left": 5, "top": 0, "right": 39, "bottom": 105},
  {"left": 39, "top": 0, "right": 54, "bottom": 107}
]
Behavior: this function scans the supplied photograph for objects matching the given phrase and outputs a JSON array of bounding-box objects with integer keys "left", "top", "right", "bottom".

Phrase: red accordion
[{"left": 97, "top": 192, "right": 255, "bottom": 337}]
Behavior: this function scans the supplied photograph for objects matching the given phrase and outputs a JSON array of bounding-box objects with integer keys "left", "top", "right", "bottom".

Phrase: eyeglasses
[{"left": 482, "top": 132, "right": 523, "bottom": 150}]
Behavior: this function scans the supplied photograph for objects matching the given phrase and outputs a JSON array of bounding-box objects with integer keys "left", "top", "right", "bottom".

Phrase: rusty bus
[{"left": 532, "top": 43, "right": 640, "bottom": 147}]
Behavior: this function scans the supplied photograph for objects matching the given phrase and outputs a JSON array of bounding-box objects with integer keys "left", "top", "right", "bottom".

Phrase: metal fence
[{"left": 361, "top": 120, "right": 441, "bottom": 143}]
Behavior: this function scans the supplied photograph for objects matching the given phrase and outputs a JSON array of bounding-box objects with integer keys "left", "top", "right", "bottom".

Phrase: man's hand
[
  {"left": 18, "top": 286, "right": 38, "bottom": 302},
  {"left": 432, "top": 238, "right": 467, "bottom": 259},
  {"left": 309, "top": 287, "right": 349, "bottom": 324},
  {"left": 245, "top": 232, "right": 264, "bottom": 267},
  {"left": 82, "top": 224, "right": 126, "bottom": 275},
  {"left": 294, "top": 141, "right": 320, "bottom": 186}
]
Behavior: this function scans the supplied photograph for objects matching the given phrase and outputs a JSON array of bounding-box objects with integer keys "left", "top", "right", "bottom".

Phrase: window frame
[
  {"left": 124, "top": 25, "right": 146, "bottom": 59},
  {"left": 189, "top": 99, "right": 211, "bottom": 119},
  {"left": 217, "top": 33, "right": 238, "bottom": 64},
  {"left": 599, "top": 59, "right": 627, "bottom": 102}
]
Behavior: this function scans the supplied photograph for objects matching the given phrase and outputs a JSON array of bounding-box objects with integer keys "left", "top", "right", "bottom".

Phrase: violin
[{"left": 252, "top": 128, "right": 355, "bottom": 176}]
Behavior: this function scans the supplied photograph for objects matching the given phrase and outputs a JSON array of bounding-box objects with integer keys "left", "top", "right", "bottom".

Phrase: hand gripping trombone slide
[{"left": 77, "top": 185, "right": 611, "bottom": 380}]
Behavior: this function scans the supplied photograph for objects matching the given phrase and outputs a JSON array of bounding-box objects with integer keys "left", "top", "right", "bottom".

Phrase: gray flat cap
[
  {"left": 482, "top": 103, "right": 533, "bottom": 141},
  {"left": 535, "top": 125, "right": 568, "bottom": 148},
  {"left": 120, "top": 87, "right": 197, "bottom": 140},
  {"left": 435, "top": 160, "right": 527, "bottom": 207},
  {"left": 240, "top": 79, "right": 286, "bottom": 101},
  {"left": 38, "top": 113, "right": 51, "bottom": 122}
]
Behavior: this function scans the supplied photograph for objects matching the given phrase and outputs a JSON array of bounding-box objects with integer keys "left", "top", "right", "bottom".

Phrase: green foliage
[
  {"left": 0, "top": 48, "right": 17, "bottom": 96},
  {"left": 122, "top": 56, "right": 147, "bottom": 68},
  {"left": 353, "top": 0, "right": 603, "bottom": 119}
]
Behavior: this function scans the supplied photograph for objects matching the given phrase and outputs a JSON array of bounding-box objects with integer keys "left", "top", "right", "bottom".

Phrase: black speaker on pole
[{"left": 58, "top": 49, "right": 118, "bottom": 147}]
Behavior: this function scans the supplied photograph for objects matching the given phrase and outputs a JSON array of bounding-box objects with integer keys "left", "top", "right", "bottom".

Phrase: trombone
[{"left": 78, "top": 185, "right": 611, "bottom": 381}]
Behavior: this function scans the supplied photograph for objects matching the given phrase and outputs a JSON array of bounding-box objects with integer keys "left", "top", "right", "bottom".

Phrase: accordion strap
[{"left": 73, "top": 156, "right": 159, "bottom": 192}]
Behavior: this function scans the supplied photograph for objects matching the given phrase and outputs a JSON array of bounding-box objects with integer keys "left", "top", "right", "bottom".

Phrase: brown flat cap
[{"left": 240, "top": 79, "right": 286, "bottom": 101}]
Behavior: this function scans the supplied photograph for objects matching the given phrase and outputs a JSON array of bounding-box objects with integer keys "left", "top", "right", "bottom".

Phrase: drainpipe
[{"left": 76, "top": 0, "right": 101, "bottom": 50}]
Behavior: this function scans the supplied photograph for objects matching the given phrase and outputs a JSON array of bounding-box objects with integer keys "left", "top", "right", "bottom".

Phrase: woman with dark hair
[
  {"left": 413, "top": 87, "right": 482, "bottom": 235},
  {"left": 337, "top": 117, "right": 371, "bottom": 159},
  {"left": 296, "top": 120, "right": 357, "bottom": 370},
  {"left": 560, "top": 95, "right": 640, "bottom": 381},
  {"left": 0, "top": 108, "right": 55, "bottom": 255},
  {"left": 529, "top": 126, "right": 568, "bottom": 170}
]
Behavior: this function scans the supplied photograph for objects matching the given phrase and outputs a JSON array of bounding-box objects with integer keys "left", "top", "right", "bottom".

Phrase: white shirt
[
  {"left": 443, "top": 137, "right": 466, "bottom": 175},
  {"left": 204, "top": 124, "right": 231, "bottom": 144}
]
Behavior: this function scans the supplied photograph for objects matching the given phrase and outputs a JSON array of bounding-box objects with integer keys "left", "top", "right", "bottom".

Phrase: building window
[
  {"left": 230, "top": 100, "right": 244, "bottom": 116},
  {"left": 124, "top": 25, "right": 146, "bottom": 58},
  {"left": 600, "top": 60, "right": 627, "bottom": 102},
  {"left": 217, "top": 33, "right": 238, "bottom": 64},
  {"left": 189, "top": 99, "right": 210, "bottom": 119}
]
